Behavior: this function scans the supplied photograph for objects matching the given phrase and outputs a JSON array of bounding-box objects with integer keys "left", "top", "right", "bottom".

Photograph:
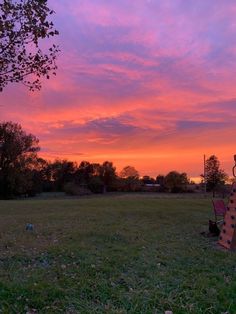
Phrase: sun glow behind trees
[{"left": 1, "top": 1, "right": 236, "bottom": 177}]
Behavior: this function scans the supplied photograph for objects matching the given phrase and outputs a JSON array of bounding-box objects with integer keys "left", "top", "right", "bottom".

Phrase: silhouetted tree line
[{"left": 0, "top": 122, "right": 228, "bottom": 199}]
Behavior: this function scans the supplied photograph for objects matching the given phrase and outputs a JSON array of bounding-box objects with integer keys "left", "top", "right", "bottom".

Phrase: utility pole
[{"left": 204, "top": 154, "right": 207, "bottom": 195}]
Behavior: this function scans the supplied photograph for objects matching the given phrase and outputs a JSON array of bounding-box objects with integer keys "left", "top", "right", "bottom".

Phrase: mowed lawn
[{"left": 0, "top": 194, "right": 235, "bottom": 314}]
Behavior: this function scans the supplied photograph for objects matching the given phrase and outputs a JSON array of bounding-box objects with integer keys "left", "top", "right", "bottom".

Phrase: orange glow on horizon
[{"left": 1, "top": 0, "right": 236, "bottom": 179}]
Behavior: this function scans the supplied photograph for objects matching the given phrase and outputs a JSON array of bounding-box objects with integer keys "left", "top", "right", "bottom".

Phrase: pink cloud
[{"left": 1, "top": 0, "right": 236, "bottom": 178}]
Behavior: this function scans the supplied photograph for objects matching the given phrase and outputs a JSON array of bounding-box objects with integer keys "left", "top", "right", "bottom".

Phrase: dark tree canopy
[
  {"left": 99, "top": 161, "right": 117, "bottom": 192},
  {"left": 119, "top": 166, "right": 140, "bottom": 192},
  {"left": 164, "top": 171, "right": 189, "bottom": 193},
  {"left": 47, "top": 159, "right": 77, "bottom": 191},
  {"left": 75, "top": 161, "right": 94, "bottom": 185},
  {"left": 0, "top": 121, "right": 40, "bottom": 198},
  {"left": 0, "top": 0, "right": 59, "bottom": 91},
  {"left": 205, "top": 155, "right": 228, "bottom": 197},
  {"left": 120, "top": 165, "right": 139, "bottom": 179}
]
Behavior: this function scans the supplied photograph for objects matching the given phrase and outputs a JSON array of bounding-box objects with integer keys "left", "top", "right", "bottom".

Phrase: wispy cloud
[{"left": 1, "top": 0, "right": 236, "bottom": 176}]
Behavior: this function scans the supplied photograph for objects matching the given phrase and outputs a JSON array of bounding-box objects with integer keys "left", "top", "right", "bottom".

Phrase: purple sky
[{"left": 1, "top": 0, "right": 236, "bottom": 179}]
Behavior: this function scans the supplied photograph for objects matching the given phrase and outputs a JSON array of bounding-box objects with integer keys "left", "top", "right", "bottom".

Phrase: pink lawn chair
[{"left": 212, "top": 199, "right": 227, "bottom": 224}]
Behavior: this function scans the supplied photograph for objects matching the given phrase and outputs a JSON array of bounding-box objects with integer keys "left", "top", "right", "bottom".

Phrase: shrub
[{"left": 88, "top": 176, "right": 104, "bottom": 193}]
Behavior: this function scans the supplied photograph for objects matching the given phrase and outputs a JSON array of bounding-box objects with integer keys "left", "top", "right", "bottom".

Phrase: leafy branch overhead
[{"left": 0, "top": 0, "right": 59, "bottom": 91}]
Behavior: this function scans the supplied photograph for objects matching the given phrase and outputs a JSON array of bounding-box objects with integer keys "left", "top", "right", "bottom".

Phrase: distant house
[
  {"left": 142, "top": 183, "right": 161, "bottom": 192},
  {"left": 186, "top": 183, "right": 202, "bottom": 193}
]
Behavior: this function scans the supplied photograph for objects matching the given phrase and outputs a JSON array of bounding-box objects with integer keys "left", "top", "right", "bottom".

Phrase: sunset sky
[{"left": 1, "top": 0, "right": 236, "bottom": 180}]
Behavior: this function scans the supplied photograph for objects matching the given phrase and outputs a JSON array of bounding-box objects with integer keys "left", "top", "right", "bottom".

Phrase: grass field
[{"left": 0, "top": 194, "right": 235, "bottom": 314}]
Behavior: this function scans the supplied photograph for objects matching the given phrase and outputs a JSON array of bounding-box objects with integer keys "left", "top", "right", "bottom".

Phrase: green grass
[{"left": 0, "top": 194, "right": 235, "bottom": 313}]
